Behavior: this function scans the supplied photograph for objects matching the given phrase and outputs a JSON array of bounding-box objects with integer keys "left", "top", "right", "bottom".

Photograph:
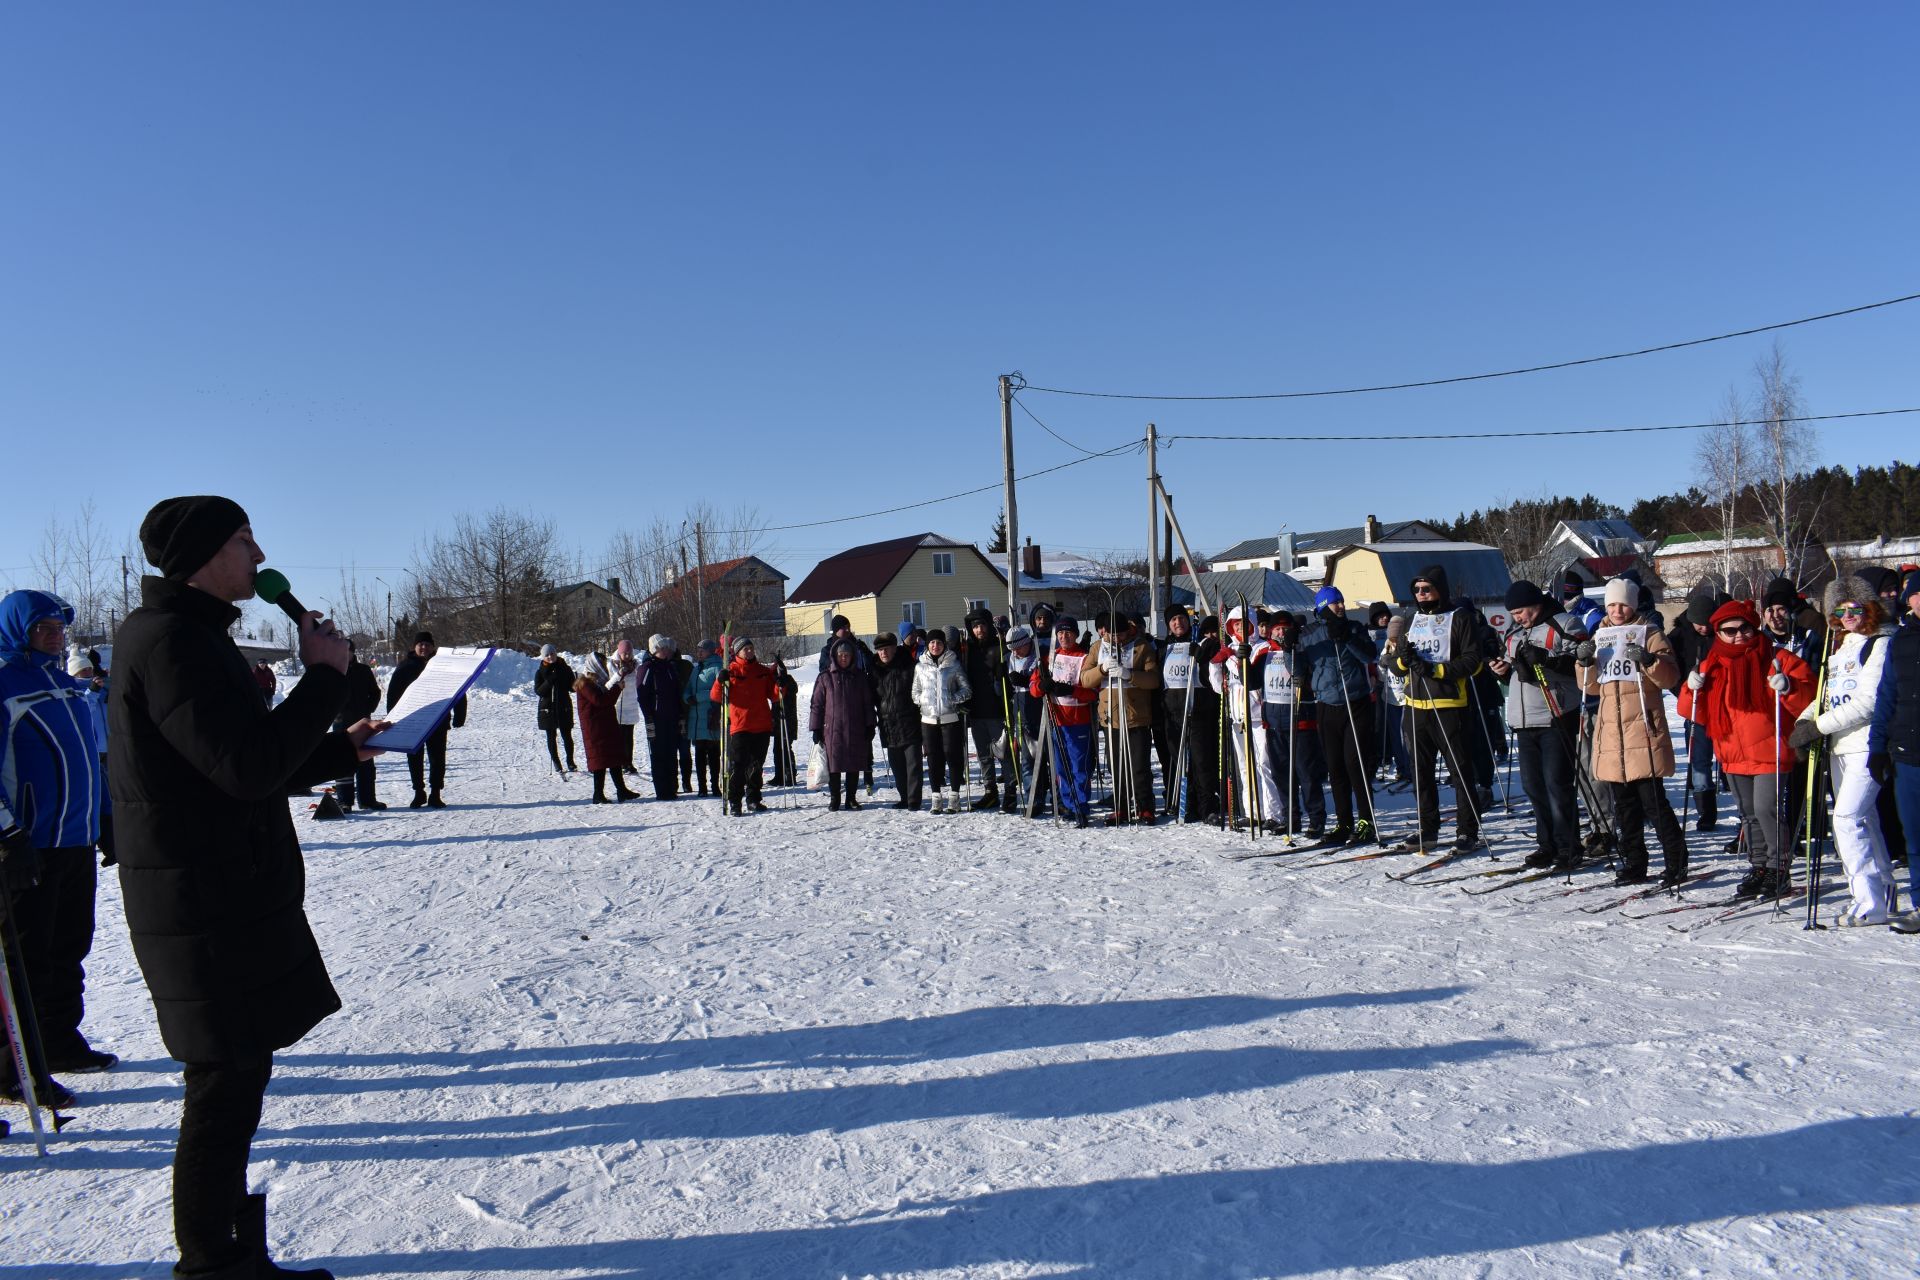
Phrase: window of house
[
  {"left": 901, "top": 601, "right": 925, "bottom": 627},
  {"left": 931, "top": 552, "right": 954, "bottom": 576},
  {"left": 966, "top": 598, "right": 988, "bottom": 614}
]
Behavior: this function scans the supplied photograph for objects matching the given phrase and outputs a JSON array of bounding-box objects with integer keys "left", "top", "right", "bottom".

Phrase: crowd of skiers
[{"left": 543, "top": 562, "right": 1920, "bottom": 935}]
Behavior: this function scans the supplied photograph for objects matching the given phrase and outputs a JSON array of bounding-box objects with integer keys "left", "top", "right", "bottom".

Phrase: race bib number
[
  {"left": 1050, "top": 652, "right": 1086, "bottom": 686},
  {"left": 1408, "top": 612, "right": 1452, "bottom": 663},
  {"left": 1262, "top": 654, "right": 1295, "bottom": 706},
  {"left": 1594, "top": 624, "right": 1647, "bottom": 685},
  {"left": 1163, "top": 642, "right": 1193, "bottom": 690},
  {"left": 1826, "top": 650, "right": 1864, "bottom": 711}
]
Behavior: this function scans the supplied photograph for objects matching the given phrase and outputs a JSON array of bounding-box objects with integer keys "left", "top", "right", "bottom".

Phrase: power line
[
  {"left": 1162, "top": 406, "right": 1920, "bottom": 444},
  {"left": 1022, "top": 290, "right": 1920, "bottom": 402},
  {"left": 1011, "top": 391, "right": 1105, "bottom": 458}
]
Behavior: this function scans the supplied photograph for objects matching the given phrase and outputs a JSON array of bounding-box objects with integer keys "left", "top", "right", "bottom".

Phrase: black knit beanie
[{"left": 139, "top": 495, "right": 250, "bottom": 580}]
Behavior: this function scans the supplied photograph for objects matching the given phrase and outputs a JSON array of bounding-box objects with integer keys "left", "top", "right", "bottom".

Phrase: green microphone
[{"left": 254, "top": 568, "right": 309, "bottom": 624}]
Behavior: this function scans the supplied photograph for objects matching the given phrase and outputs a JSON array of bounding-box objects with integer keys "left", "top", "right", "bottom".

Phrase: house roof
[
  {"left": 548, "top": 580, "right": 634, "bottom": 606},
  {"left": 636, "top": 556, "right": 785, "bottom": 607},
  {"left": 1172, "top": 568, "right": 1319, "bottom": 614},
  {"left": 1213, "top": 520, "right": 1436, "bottom": 564},
  {"left": 787, "top": 532, "right": 1002, "bottom": 605},
  {"left": 1654, "top": 527, "right": 1774, "bottom": 552},
  {"left": 1555, "top": 518, "right": 1644, "bottom": 550}
]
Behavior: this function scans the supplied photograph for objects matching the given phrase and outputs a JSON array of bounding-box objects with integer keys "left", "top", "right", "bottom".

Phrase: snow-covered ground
[{"left": 7, "top": 668, "right": 1919, "bottom": 1278}]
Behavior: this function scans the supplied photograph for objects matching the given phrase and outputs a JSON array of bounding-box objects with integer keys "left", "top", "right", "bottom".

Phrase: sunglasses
[
  {"left": 1717, "top": 623, "right": 1755, "bottom": 637},
  {"left": 1836, "top": 604, "right": 1866, "bottom": 617}
]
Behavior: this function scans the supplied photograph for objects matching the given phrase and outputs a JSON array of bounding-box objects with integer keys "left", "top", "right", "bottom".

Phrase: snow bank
[{"left": 469, "top": 647, "right": 538, "bottom": 698}]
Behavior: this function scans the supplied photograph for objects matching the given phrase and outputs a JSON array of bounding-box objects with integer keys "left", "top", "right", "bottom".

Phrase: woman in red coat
[
  {"left": 1677, "top": 599, "right": 1815, "bottom": 899},
  {"left": 576, "top": 654, "right": 639, "bottom": 803}
]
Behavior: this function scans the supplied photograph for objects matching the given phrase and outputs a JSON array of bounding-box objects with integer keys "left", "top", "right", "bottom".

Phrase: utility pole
[
  {"left": 694, "top": 521, "right": 709, "bottom": 643},
  {"left": 999, "top": 374, "right": 1020, "bottom": 621},
  {"left": 1159, "top": 478, "right": 1214, "bottom": 619},
  {"left": 1146, "top": 422, "right": 1160, "bottom": 636}
]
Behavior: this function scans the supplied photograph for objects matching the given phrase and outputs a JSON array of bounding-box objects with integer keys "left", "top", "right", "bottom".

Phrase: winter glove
[
  {"left": 1278, "top": 632, "right": 1297, "bottom": 652},
  {"left": 1322, "top": 615, "right": 1347, "bottom": 640},
  {"left": 1512, "top": 642, "right": 1549, "bottom": 668},
  {"left": 1686, "top": 670, "right": 1707, "bottom": 691},
  {"left": 1787, "top": 719, "right": 1820, "bottom": 751},
  {"left": 1622, "top": 643, "right": 1654, "bottom": 669},
  {"left": 1230, "top": 642, "right": 1250, "bottom": 661},
  {"left": 1573, "top": 640, "right": 1597, "bottom": 665},
  {"left": 646, "top": 723, "right": 657, "bottom": 739},
  {"left": 1400, "top": 652, "right": 1430, "bottom": 679},
  {"left": 1869, "top": 752, "right": 1895, "bottom": 786},
  {"left": 1767, "top": 671, "right": 1792, "bottom": 695}
]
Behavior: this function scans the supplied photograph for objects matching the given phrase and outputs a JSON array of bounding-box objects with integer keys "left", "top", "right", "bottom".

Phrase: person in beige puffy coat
[
  {"left": 1577, "top": 579, "right": 1687, "bottom": 886},
  {"left": 1080, "top": 614, "right": 1162, "bottom": 823}
]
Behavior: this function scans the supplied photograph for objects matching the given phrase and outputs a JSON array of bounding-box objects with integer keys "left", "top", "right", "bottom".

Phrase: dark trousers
[
  {"left": 726, "top": 731, "right": 770, "bottom": 805},
  {"left": 1104, "top": 724, "right": 1154, "bottom": 816},
  {"left": 1516, "top": 716, "right": 1582, "bottom": 861},
  {"left": 827, "top": 772, "right": 862, "bottom": 804},
  {"left": 677, "top": 732, "right": 693, "bottom": 787},
  {"left": 336, "top": 757, "right": 379, "bottom": 808},
  {"left": 1317, "top": 700, "right": 1376, "bottom": 829},
  {"left": 175, "top": 1054, "right": 273, "bottom": 1271},
  {"left": 1167, "top": 702, "right": 1219, "bottom": 821},
  {"left": 0, "top": 847, "right": 95, "bottom": 1076},
  {"left": 1407, "top": 704, "right": 1479, "bottom": 841},
  {"left": 546, "top": 723, "right": 577, "bottom": 771},
  {"left": 407, "top": 724, "right": 449, "bottom": 796},
  {"left": 1685, "top": 720, "right": 1719, "bottom": 827},
  {"left": 647, "top": 726, "right": 680, "bottom": 799},
  {"left": 1612, "top": 776, "right": 1687, "bottom": 874},
  {"left": 886, "top": 743, "right": 923, "bottom": 808},
  {"left": 693, "top": 739, "right": 720, "bottom": 793},
  {"left": 922, "top": 720, "right": 966, "bottom": 792},
  {"left": 968, "top": 716, "right": 1009, "bottom": 791}
]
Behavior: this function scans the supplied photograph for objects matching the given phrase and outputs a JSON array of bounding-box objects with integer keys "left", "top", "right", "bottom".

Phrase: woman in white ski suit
[{"left": 1791, "top": 575, "right": 1897, "bottom": 925}]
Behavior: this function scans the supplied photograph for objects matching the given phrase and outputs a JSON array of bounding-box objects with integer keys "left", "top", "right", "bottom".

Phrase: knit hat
[
  {"left": 729, "top": 635, "right": 754, "bottom": 658},
  {"left": 67, "top": 649, "right": 94, "bottom": 676},
  {"left": 1902, "top": 568, "right": 1920, "bottom": 603},
  {"left": 964, "top": 606, "right": 993, "bottom": 630},
  {"left": 944, "top": 625, "right": 965, "bottom": 649},
  {"left": 1710, "top": 599, "right": 1761, "bottom": 633},
  {"left": 697, "top": 638, "right": 719, "bottom": 656},
  {"left": 139, "top": 495, "right": 250, "bottom": 581},
  {"left": 1822, "top": 574, "right": 1875, "bottom": 615},
  {"left": 830, "top": 614, "right": 851, "bottom": 632},
  {"left": 1761, "top": 577, "right": 1798, "bottom": 610},
  {"left": 1313, "top": 586, "right": 1344, "bottom": 613},
  {"left": 925, "top": 628, "right": 949, "bottom": 650},
  {"left": 1411, "top": 564, "right": 1451, "bottom": 600},
  {"left": 1006, "top": 624, "right": 1034, "bottom": 648},
  {"left": 412, "top": 631, "right": 435, "bottom": 648},
  {"left": 874, "top": 632, "right": 897, "bottom": 650},
  {"left": 1855, "top": 566, "right": 1895, "bottom": 596},
  {"left": 540, "top": 643, "right": 557, "bottom": 658},
  {"left": 1685, "top": 594, "right": 1722, "bottom": 627},
  {"left": 1603, "top": 578, "right": 1636, "bottom": 609},
  {"left": 648, "top": 633, "right": 672, "bottom": 653},
  {"left": 1503, "top": 580, "right": 1546, "bottom": 611},
  {"left": 1054, "top": 614, "right": 1080, "bottom": 638}
]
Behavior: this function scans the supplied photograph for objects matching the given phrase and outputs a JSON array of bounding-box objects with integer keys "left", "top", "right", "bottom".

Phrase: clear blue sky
[{"left": 4, "top": 3, "right": 1916, "bottom": 616}]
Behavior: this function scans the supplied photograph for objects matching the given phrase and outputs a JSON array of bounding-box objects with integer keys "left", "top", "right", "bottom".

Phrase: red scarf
[{"left": 1697, "top": 601, "right": 1776, "bottom": 742}]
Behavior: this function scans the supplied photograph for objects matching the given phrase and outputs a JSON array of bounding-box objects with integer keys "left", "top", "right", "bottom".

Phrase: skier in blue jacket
[{"left": 1, "top": 589, "right": 115, "bottom": 1108}]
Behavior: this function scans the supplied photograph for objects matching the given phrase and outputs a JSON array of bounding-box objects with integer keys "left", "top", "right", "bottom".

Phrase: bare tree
[
  {"left": 605, "top": 503, "right": 771, "bottom": 647},
  {"left": 413, "top": 507, "right": 564, "bottom": 648},
  {"left": 26, "top": 500, "right": 116, "bottom": 641},
  {"left": 1748, "top": 341, "right": 1821, "bottom": 587},
  {"left": 1694, "top": 385, "right": 1756, "bottom": 593}
]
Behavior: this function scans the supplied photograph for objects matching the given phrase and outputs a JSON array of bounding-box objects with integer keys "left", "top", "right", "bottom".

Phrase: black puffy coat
[
  {"left": 340, "top": 659, "right": 382, "bottom": 725},
  {"left": 109, "top": 577, "right": 360, "bottom": 1063},
  {"left": 872, "top": 646, "right": 920, "bottom": 750},
  {"left": 535, "top": 657, "right": 576, "bottom": 729},
  {"left": 388, "top": 652, "right": 467, "bottom": 728}
]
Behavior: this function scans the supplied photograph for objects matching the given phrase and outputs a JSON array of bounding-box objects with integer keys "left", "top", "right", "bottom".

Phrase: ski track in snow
[{"left": 7, "top": 675, "right": 1920, "bottom": 1278}]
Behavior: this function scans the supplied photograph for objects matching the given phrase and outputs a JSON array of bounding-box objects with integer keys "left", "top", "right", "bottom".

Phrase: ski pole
[
  {"left": 0, "top": 895, "right": 53, "bottom": 1155},
  {"left": 1801, "top": 627, "right": 1834, "bottom": 929}
]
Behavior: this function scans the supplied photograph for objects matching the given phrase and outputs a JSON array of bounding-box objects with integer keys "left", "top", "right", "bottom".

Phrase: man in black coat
[
  {"left": 387, "top": 631, "right": 466, "bottom": 808},
  {"left": 871, "top": 633, "right": 923, "bottom": 809},
  {"left": 332, "top": 640, "right": 385, "bottom": 810},
  {"left": 112, "top": 495, "right": 388, "bottom": 1279}
]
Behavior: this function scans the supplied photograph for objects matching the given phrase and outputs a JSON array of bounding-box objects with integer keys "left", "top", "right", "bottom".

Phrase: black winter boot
[{"left": 1732, "top": 867, "right": 1769, "bottom": 900}]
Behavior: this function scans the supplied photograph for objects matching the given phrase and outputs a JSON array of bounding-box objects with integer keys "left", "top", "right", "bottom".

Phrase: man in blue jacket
[
  {"left": 0, "top": 589, "right": 113, "bottom": 1110},
  {"left": 1298, "top": 586, "right": 1381, "bottom": 846}
]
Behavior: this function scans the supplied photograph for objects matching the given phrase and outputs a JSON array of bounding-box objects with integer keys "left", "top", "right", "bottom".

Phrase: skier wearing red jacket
[
  {"left": 1030, "top": 617, "right": 1096, "bottom": 826},
  {"left": 711, "top": 636, "right": 778, "bottom": 813},
  {"left": 1677, "top": 599, "right": 1816, "bottom": 899}
]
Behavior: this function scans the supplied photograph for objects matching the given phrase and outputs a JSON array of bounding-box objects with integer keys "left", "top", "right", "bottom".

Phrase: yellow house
[
  {"left": 1326, "top": 541, "right": 1513, "bottom": 608},
  {"left": 784, "top": 533, "right": 1007, "bottom": 643}
]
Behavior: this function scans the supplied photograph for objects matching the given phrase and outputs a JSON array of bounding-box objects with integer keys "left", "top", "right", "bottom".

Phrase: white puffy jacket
[
  {"left": 912, "top": 649, "right": 972, "bottom": 724},
  {"left": 1800, "top": 626, "right": 1892, "bottom": 757}
]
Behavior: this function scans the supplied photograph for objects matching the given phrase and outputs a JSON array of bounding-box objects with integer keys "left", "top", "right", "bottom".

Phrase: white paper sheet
[{"left": 366, "top": 646, "right": 495, "bottom": 753}]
